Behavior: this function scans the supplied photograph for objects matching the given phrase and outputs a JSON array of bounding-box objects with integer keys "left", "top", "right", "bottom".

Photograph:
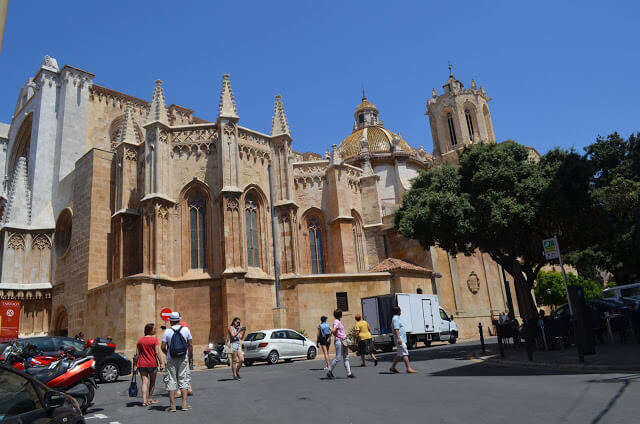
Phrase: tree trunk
[{"left": 511, "top": 269, "right": 538, "bottom": 320}]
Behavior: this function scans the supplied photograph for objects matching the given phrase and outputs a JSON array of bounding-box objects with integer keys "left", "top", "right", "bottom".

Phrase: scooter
[{"left": 203, "top": 342, "right": 230, "bottom": 369}]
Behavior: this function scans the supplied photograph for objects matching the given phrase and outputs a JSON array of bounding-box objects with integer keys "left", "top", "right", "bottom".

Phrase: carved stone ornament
[
  {"left": 7, "top": 233, "right": 25, "bottom": 250},
  {"left": 156, "top": 205, "right": 169, "bottom": 220},
  {"left": 225, "top": 195, "right": 240, "bottom": 212},
  {"left": 223, "top": 122, "right": 235, "bottom": 138},
  {"left": 32, "top": 234, "right": 52, "bottom": 250},
  {"left": 124, "top": 147, "right": 137, "bottom": 161},
  {"left": 467, "top": 271, "right": 480, "bottom": 294}
]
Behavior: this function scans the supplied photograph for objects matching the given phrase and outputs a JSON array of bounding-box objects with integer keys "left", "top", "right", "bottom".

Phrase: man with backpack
[{"left": 161, "top": 312, "right": 193, "bottom": 412}]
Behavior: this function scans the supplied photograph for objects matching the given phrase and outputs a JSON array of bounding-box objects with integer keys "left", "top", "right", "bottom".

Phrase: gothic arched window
[
  {"left": 189, "top": 193, "right": 206, "bottom": 269},
  {"left": 308, "top": 216, "right": 324, "bottom": 274},
  {"left": 447, "top": 113, "right": 457, "bottom": 146},
  {"left": 245, "top": 195, "right": 259, "bottom": 267},
  {"left": 465, "top": 109, "right": 475, "bottom": 141},
  {"left": 352, "top": 213, "right": 365, "bottom": 272}
]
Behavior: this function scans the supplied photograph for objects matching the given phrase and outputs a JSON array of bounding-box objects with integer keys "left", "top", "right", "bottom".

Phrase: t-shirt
[
  {"left": 162, "top": 325, "right": 193, "bottom": 360},
  {"left": 318, "top": 322, "right": 331, "bottom": 337},
  {"left": 354, "top": 320, "right": 372, "bottom": 341},
  {"left": 136, "top": 336, "right": 159, "bottom": 368},
  {"left": 333, "top": 319, "right": 346, "bottom": 340},
  {"left": 392, "top": 315, "right": 407, "bottom": 344}
]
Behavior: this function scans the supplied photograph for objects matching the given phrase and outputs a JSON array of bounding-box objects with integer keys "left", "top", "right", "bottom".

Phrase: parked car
[
  {"left": 0, "top": 363, "right": 85, "bottom": 423},
  {"left": 12, "top": 336, "right": 131, "bottom": 383},
  {"left": 242, "top": 329, "right": 317, "bottom": 365}
]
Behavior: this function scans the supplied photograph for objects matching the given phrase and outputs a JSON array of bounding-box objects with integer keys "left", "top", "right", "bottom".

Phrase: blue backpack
[{"left": 169, "top": 326, "right": 188, "bottom": 357}]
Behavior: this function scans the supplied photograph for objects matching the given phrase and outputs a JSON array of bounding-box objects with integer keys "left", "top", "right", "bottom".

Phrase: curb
[{"left": 472, "top": 351, "right": 640, "bottom": 374}]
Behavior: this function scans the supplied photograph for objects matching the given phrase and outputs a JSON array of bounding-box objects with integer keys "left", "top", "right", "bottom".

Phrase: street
[{"left": 85, "top": 340, "right": 639, "bottom": 424}]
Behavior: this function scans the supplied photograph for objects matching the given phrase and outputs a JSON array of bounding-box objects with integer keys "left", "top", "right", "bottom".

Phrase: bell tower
[{"left": 426, "top": 65, "right": 495, "bottom": 159}]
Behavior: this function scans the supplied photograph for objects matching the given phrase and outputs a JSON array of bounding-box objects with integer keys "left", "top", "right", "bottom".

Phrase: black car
[
  {"left": 15, "top": 337, "right": 131, "bottom": 383},
  {"left": 0, "top": 363, "right": 85, "bottom": 423}
]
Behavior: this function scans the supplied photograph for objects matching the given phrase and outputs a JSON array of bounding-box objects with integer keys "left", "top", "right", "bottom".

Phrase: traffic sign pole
[{"left": 553, "top": 235, "right": 573, "bottom": 317}]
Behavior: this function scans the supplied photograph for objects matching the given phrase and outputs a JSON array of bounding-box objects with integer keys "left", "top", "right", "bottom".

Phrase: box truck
[{"left": 361, "top": 293, "right": 458, "bottom": 350}]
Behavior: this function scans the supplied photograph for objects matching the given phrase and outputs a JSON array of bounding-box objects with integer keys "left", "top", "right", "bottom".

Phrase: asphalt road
[{"left": 85, "top": 340, "right": 639, "bottom": 424}]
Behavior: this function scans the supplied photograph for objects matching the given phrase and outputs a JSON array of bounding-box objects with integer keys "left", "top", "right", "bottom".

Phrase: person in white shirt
[{"left": 161, "top": 312, "right": 193, "bottom": 412}]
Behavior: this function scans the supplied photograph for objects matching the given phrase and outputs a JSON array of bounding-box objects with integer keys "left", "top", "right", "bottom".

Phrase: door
[
  {"left": 285, "top": 330, "right": 307, "bottom": 357},
  {"left": 0, "top": 368, "right": 50, "bottom": 424},
  {"left": 362, "top": 298, "right": 380, "bottom": 335},
  {"left": 270, "top": 330, "right": 289, "bottom": 356},
  {"left": 422, "top": 299, "right": 434, "bottom": 332},
  {"left": 439, "top": 308, "right": 451, "bottom": 336}
]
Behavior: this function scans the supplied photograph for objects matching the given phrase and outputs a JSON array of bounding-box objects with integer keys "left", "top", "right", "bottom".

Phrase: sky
[{"left": 1, "top": 1, "right": 639, "bottom": 156}]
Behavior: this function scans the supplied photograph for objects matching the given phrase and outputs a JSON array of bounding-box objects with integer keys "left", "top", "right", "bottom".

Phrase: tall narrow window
[
  {"left": 447, "top": 113, "right": 457, "bottom": 146},
  {"left": 465, "top": 109, "right": 475, "bottom": 141},
  {"left": 189, "top": 193, "right": 206, "bottom": 269},
  {"left": 245, "top": 195, "right": 259, "bottom": 267},
  {"left": 352, "top": 215, "right": 365, "bottom": 272},
  {"left": 308, "top": 216, "right": 324, "bottom": 274}
]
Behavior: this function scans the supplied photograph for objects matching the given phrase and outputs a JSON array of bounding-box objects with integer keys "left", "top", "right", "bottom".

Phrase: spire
[
  {"left": 218, "top": 74, "right": 239, "bottom": 119},
  {"left": 146, "top": 79, "right": 169, "bottom": 125},
  {"left": 448, "top": 61, "right": 453, "bottom": 77},
  {"left": 118, "top": 102, "right": 139, "bottom": 145},
  {"left": 271, "top": 95, "right": 290, "bottom": 136}
]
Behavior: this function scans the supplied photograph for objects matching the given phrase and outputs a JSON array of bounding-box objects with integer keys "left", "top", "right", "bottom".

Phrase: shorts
[
  {"left": 317, "top": 336, "right": 331, "bottom": 347},
  {"left": 137, "top": 367, "right": 157, "bottom": 374},
  {"left": 231, "top": 342, "right": 242, "bottom": 352},
  {"left": 396, "top": 342, "right": 409, "bottom": 357},
  {"left": 357, "top": 339, "right": 374, "bottom": 355},
  {"left": 165, "top": 356, "right": 191, "bottom": 391}
]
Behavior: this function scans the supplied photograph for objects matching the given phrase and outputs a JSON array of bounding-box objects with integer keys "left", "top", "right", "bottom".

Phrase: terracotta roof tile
[{"left": 368, "top": 258, "right": 432, "bottom": 274}]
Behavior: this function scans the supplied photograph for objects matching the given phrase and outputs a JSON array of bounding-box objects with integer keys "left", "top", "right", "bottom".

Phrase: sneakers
[
  {"left": 374, "top": 359, "right": 378, "bottom": 366},
  {"left": 326, "top": 371, "right": 335, "bottom": 379},
  {"left": 347, "top": 373, "right": 356, "bottom": 379},
  {"left": 323, "top": 367, "right": 330, "bottom": 371}
]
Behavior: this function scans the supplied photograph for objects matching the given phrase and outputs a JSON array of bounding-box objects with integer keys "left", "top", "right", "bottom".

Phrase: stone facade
[{"left": 0, "top": 56, "right": 522, "bottom": 359}]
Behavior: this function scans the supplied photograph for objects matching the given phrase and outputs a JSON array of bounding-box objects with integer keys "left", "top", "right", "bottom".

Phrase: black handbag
[{"left": 128, "top": 369, "right": 138, "bottom": 398}]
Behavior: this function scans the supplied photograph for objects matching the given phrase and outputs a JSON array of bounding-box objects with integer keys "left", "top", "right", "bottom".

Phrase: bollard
[{"left": 478, "top": 322, "right": 486, "bottom": 354}]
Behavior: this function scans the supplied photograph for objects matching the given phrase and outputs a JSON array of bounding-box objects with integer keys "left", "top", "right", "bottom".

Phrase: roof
[
  {"left": 368, "top": 258, "right": 432, "bottom": 274},
  {"left": 338, "top": 126, "right": 415, "bottom": 160},
  {"left": 354, "top": 97, "right": 378, "bottom": 117}
]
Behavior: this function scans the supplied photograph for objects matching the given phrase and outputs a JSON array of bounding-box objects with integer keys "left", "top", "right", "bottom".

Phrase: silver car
[{"left": 242, "top": 329, "right": 317, "bottom": 366}]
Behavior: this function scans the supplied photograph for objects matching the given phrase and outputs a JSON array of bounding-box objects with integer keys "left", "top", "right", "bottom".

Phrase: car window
[
  {"left": 59, "top": 338, "right": 84, "bottom": 351},
  {"left": 21, "top": 338, "right": 56, "bottom": 353},
  {"left": 286, "top": 331, "right": 305, "bottom": 341},
  {"left": 0, "top": 369, "right": 43, "bottom": 418},
  {"left": 245, "top": 332, "right": 266, "bottom": 342},
  {"left": 271, "top": 331, "right": 286, "bottom": 339},
  {"left": 439, "top": 309, "right": 449, "bottom": 321}
]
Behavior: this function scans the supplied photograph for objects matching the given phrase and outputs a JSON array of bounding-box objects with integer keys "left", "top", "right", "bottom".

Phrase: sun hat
[{"left": 169, "top": 312, "right": 181, "bottom": 322}]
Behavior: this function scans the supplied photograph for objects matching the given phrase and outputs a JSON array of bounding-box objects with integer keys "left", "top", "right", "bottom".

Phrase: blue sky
[{"left": 1, "top": 1, "right": 638, "bottom": 155}]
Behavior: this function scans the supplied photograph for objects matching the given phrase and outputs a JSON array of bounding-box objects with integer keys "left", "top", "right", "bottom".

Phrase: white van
[
  {"left": 361, "top": 293, "right": 458, "bottom": 351},
  {"left": 602, "top": 282, "right": 640, "bottom": 301}
]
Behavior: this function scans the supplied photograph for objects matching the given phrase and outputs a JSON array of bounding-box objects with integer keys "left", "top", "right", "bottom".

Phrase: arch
[
  {"left": 8, "top": 113, "right": 33, "bottom": 177},
  {"left": 463, "top": 102, "right": 478, "bottom": 143},
  {"left": 242, "top": 185, "right": 269, "bottom": 270},
  {"left": 351, "top": 210, "right": 366, "bottom": 272},
  {"left": 54, "top": 208, "right": 73, "bottom": 258},
  {"left": 109, "top": 114, "right": 143, "bottom": 151},
  {"left": 483, "top": 104, "right": 494, "bottom": 141},
  {"left": 180, "top": 180, "right": 212, "bottom": 271},
  {"left": 52, "top": 305, "right": 68, "bottom": 337},
  {"left": 300, "top": 207, "right": 328, "bottom": 274}
]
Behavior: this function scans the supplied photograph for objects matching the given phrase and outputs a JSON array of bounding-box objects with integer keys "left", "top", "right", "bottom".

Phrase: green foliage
[
  {"left": 298, "top": 329, "right": 308, "bottom": 338},
  {"left": 534, "top": 271, "right": 602, "bottom": 307},
  {"left": 347, "top": 327, "right": 357, "bottom": 343}
]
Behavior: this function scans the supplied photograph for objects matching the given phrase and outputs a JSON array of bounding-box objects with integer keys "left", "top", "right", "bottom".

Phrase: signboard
[
  {"left": 160, "top": 307, "right": 173, "bottom": 322},
  {"left": 543, "top": 237, "right": 559, "bottom": 260},
  {"left": 0, "top": 300, "right": 21, "bottom": 342}
]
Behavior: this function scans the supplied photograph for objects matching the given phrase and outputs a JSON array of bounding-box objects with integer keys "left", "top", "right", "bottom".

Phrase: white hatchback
[{"left": 242, "top": 329, "right": 317, "bottom": 365}]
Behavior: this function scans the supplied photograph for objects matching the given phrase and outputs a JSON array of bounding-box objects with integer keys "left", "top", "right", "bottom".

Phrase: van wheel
[
  {"left": 307, "top": 346, "right": 317, "bottom": 360},
  {"left": 267, "top": 350, "right": 279, "bottom": 365},
  {"left": 407, "top": 336, "right": 417, "bottom": 350},
  {"left": 449, "top": 333, "right": 457, "bottom": 344}
]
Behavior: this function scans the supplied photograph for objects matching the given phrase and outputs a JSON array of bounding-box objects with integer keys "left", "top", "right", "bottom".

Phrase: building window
[
  {"left": 465, "top": 109, "right": 474, "bottom": 141},
  {"left": 352, "top": 214, "right": 365, "bottom": 272},
  {"left": 307, "top": 216, "right": 324, "bottom": 274},
  {"left": 358, "top": 114, "right": 364, "bottom": 124},
  {"left": 245, "top": 195, "right": 259, "bottom": 267},
  {"left": 336, "top": 292, "right": 349, "bottom": 311},
  {"left": 447, "top": 113, "right": 457, "bottom": 146},
  {"left": 189, "top": 193, "right": 206, "bottom": 268}
]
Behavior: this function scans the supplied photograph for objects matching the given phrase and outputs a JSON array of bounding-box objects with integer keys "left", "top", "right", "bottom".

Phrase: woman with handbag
[
  {"left": 326, "top": 309, "right": 355, "bottom": 379},
  {"left": 136, "top": 323, "right": 163, "bottom": 407},
  {"left": 316, "top": 316, "right": 332, "bottom": 370},
  {"left": 228, "top": 317, "right": 246, "bottom": 380}
]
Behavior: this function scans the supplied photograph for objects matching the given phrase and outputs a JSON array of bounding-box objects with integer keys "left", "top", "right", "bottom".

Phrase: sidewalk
[{"left": 474, "top": 342, "right": 640, "bottom": 373}]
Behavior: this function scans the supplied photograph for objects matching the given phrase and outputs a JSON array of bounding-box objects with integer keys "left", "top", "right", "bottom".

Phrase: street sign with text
[{"left": 543, "top": 238, "right": 559, "bottom": 260}]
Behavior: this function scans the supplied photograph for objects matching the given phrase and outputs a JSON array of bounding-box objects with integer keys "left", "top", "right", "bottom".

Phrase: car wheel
[
  {"left": 244, "top": 359, "right": 254, "bottom": 366},
  {"left": 99, "top": 362, "right": 119, "bottom": 383},
  {"left": 307, "top": 346, "right": 317, "bottom": 360},
  {"left": 267, "top": 350, "right": 279, "bottom": 365},
  {"left": 449, "top": 333, "right": 457, "bottom": 344}
]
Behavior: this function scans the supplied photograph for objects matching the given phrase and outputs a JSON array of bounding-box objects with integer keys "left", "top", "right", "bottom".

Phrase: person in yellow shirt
[{"left": 354, "top": 314, "right": 377, "bottom": 367}]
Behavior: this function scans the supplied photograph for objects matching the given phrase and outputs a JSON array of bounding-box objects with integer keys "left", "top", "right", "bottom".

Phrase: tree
[
  {"left": 395, "top": 141, "right": 593, "bottom": 319},
  {"left": 534, "top": 271, "right": 602, "bottom": 308}
]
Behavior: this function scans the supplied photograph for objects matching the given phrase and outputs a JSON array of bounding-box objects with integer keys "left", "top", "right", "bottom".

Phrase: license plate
[{"left": 247, "top": 345, "right": 256, "bottom": 351}]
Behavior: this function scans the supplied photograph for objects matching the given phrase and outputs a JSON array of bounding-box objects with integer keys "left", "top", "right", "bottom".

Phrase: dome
[
  {"left": 338, "top": 126, "right": 415, "bottom": 160},
  {"left": 354, "top": 97, "right": 378, "bottom": 118}
]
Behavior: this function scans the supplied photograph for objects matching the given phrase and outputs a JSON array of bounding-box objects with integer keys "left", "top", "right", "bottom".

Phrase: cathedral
[{"left": 0, "top": 56, "right": 522, "bottom": 358}]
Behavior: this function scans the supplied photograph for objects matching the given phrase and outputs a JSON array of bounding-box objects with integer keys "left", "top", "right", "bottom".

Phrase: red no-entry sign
[{"left": 160, "top": 307, "right": 172, "bottom": 322}]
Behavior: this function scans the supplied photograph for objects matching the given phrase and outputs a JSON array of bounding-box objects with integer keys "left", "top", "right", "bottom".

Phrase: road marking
[{"left": 85, "top": 414, "right": 108, "bottom": 420}]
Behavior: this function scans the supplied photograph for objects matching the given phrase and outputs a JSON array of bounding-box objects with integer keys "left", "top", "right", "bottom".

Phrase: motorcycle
[
  {"left": 3, "top": 342, "right": 98, "bottom": 413},
  {"left": 203, "top": 342, "right": 230, "bottom": 369}
]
